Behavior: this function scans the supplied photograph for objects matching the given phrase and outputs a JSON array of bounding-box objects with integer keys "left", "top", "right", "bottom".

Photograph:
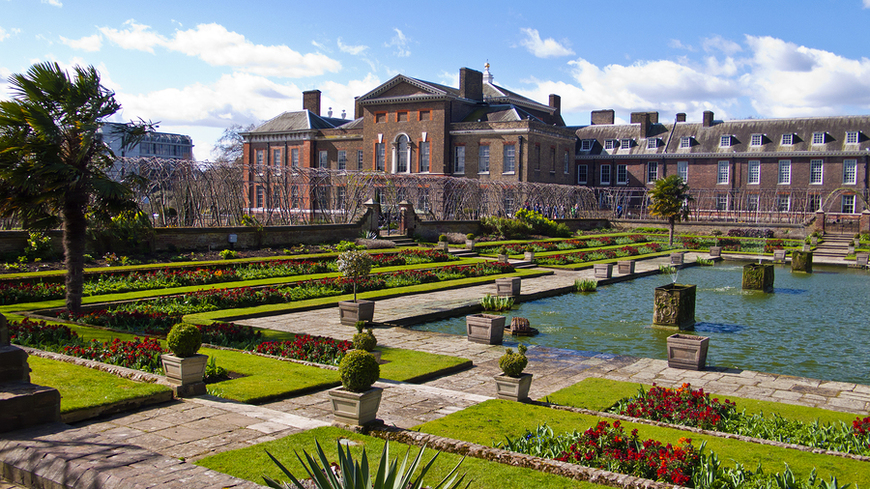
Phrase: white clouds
[
  {"left": 41, "top": 0, "right": 61, "bottom": 6},
  {"left": 864, "top": 0, "right": 870, "bottom": 8},
  {"left": 519, "top": 28, "right": 574, "bottom": 58},
  {"left": 60, "top": 33, "right": 102, "bottom": 52},
  {"left": 320, "top": 73, "right": 381, "bottom": 118},
  {"left": 668, "top": 39, "right": 695, "bottom": 52},
  {"left": 385, "top": 28, "right": 410, "bottom": 57},
  {"left": 702, "top": 35, "right": 742, "bottom": 55},
  {"left": 0, "top": 27, "right": 21, "bottom": 42},
  {"left": 99, "top": 20, "right": 341, "bottom": 77},
  {"left": 337, "top": 38, "right": 367, "bottom": 56}
]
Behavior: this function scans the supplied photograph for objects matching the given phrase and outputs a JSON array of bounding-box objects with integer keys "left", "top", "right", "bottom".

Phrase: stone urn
[
  {"left": 742, "top": 263, "right": 774, "bottom": 292},
  {"left": 667, "top": 333, "right": 709, "bottom": 370},
  {"left": 439, "top": 240, "right": 449, "bottom": 252},
  {"left": 161, "top": 354, "right": 208, "bottom": 397},
  {"left": 708, "top": 246, "right": 722, "bottom": 257},
  {"left": 466, "top": 239, "right": 475, "bottom": 250},
  {"left": 617, "top": 260, "right": 635, "bottom": 274},
  {"left": 593, "top": 263, "right": 612, "bottom": 279},
  {"left": 494, "top": 373, "right": 533, "bottom": 402},
  {"left": 338, "top": 300, "right": 375, "bottom": 326},
  {"left": 792, "top": 250, "right": 813, "bottom": 273},
  {"left": 466, "top": 314, "right": 506, "bottom": 344},
  {"left": 328, "top": 386, "right": 383, "bottom": 426},
  {"left": 495, "top": 276, "right": 521, "bottom": 297},
  {"left": 653, "top": 283, "right": 696, "bottom": 330}
]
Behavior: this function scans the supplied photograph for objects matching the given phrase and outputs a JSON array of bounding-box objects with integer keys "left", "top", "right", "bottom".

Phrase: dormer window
[
  {"left": 580, "top": 139, "right": 593, "bottom": 151},
  {"left": 620, "top": 138, "right": 633, "bottom": 149},
  {"left": 781, "top": 133, "right": 794, "bottom": 145},
  {"left": 750, "top": 134, "right": 763, "bottom": 146},
  {"left": 604, "top": 139, "right": 618, "bottom": 150},
  {"left": 812, "top": 132, "right": 827, "bottom": 145},
  {"left": 846, "top": 131, "right": 860, "bottom": 144},
  {"left": 647, "top": 138, "right": 659, "bottom": 149},
  {"left": 680, "top": 136, "right": 693, "bottom": 149},
  {"left": 720, "top": 135, "right": 732, "bottom": 147}
]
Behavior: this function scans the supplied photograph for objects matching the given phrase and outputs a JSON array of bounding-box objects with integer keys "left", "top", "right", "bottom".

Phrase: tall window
[
  {"left": 778, "top": 160, "right": 791, "bottom": 184},
  {"left": 808, "top": 194, "right": 821, "bottom": 212},
  {"left": 810, "top": 160, "right": 823, "bottom": 184},
  {"left": 256, "top": 151, "right": 264, "bottom": 174},
  {"left": 716, "top": 194, "right": 728, "bottom": 211},
  {"left": 842, "top": 195, "right": 856, "bottom": 213},
  {"left": 273, "top": 149, "right": 281, "bottom": 169},
  {"left": 616, "top": 164, "right": 628, "bottom": 184},
  {"left": 563, "top": 151, "right": 570, "bottom": 174},
  {"left": 337, "top": 150, "right": 347, "bottom": 170},
  {"left": 478, "top": 145, "right": 490, "bottom": 173},
  {"left": 600, "top": 164, "right": 611, "bottom": 185},
  {"left": 454, "top": 146, "right": 465, "bottom": 173},
  {"left": 357, "top": 150, "right": 363, "bottom": 170},
  {"left": 534, "top": 145, "right": 540, "bottom": 170},
  {"left": 717, "top": 161, "right": 730, "bottom": 184},
  {"left": 647, "top": 161, "right": 658, "bottom": 183},
  {"left": 777, "top": 194, "right": 790, "bottom": 212},
  {"left": 318, "top": 150, "right": 328, "bottom": 168},
  {"left": 744, "top": 161, "right": 759, "bottom": 185},
  {"left": 396, "top": 135, "right": 409, "bottom": 173},
  {"left": 503, "top": 144, "right": 516, "bottom": 173},
  {"left": 747, "top": 194, "right": 759, "bottom": 211},
  {"left": 577, "top": 165, "right": 588, "bottom": 184},
  {"left": 844, "top": 159, "right": 857, "bottom": 184},
  {"left": 419, "top": 142, "right": 429, "bottom": 172},
  {"left": 291, "top": 148, "right": 299, "bottom": 169},
  {"left": 336, "top": 187, "right": 346, "bottom": 209},
  {"left": 256, "top": 186, "right": 264, "bottom": 208},
  {"left": 677, "top": 161, "right": 688, "bottom": 182},
  {"left": 375, "top": 143, "right": 385, "bottom": 171},
  {"left": 550, "top": 147, "right": 556, "bottom": 172},
  {"left": 290, "top": 185, "right": 299, "bottom": 208}
]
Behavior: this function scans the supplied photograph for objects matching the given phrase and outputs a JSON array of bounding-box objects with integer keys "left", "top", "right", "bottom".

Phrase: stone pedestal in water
[
  {"left": 653, "top": 283, "right": 696, "bottom": 330},
  {"left": 742, "top": 263, "right": 774, "bottom": 292}
]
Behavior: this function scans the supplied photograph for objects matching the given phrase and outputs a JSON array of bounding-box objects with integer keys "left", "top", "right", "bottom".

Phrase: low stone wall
[{"left": 614, "top": 219, "right": 807, "bottom": 239}]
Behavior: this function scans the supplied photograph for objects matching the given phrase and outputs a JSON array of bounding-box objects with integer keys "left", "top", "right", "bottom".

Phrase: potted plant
[
  {"left": 438, "top": 234, "right": 449, "bottom": 251},
  {"left": 666, "top": 333, "right": 709, "bottom": 370},
  {"left": 496, "top": 246, "right": 508, "bottom": 263},
  {"left": 466, "top": 313, "right": 505, "bottom": 344},
  {"left": 352, "top": 320, "right": 381, "bottom": 363},
  {"left": 337, "top": 250, "right": 375, "bottom": 326},
  {"left": 465, "top": 233, "right": 475, "bottom": 250},
  {"left": 494, "top": 344, "right": 532, "bottom": 401},
  {"left": 523, "top": 245, "right": 535, "bottom": 262},
  {"left": 161, "top": 323, "right": 208, "bottom": 397},
  {"left": 327, "top": 350, "right": 382, "bottom": 425}
]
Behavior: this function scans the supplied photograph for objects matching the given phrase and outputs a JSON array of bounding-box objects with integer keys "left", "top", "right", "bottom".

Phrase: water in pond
[{"left": 416, "top": 263, "right": 870, "bottom": 384}]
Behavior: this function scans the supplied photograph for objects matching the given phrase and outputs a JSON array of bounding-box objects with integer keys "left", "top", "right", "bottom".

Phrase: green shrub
[
  {"left": 574, "top": 279, "right": 597, "bottom": 292},
  {"left": 219, "top": 249, "right": 238, "bottom": 260},
  {"left": 338, "top": 350, "right": 380, "bottom": 392},
  {"left": 336, "top": 240, "right": 364, "bottom": 252},
  {"left": 466, "top": 233, "right": 475, "bottom": 240},
  {"left": 438, "top": 234, "right": 447, "bottom": 242},
  {"left": 479, "top": 294, "right": 514, "bottom": 311},
  {"left": 480, "top": 216, "right": 532, "bottom": 239},
  {"left": 499, "top": 344, "right": 528, "bottom": 377},
  {"left": 352, "top": 321, "right": 377, "bottom": 351},
  {"left": 166, "top": 323, "right": 202, "bottom": 357},
  {"left": 24, "top": 231, "right": 53, "bottom": 261}
]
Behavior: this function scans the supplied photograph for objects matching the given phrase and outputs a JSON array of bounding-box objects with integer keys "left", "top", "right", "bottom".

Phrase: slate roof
[
  {"left": 461, "top": 105, "right": 545, "bottom": 123},
  {"left": 247, "top": 110, "right": 352, "bottom": 134}
]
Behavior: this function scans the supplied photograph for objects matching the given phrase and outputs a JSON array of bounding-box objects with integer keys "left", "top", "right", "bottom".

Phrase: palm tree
[
  {"left": 0, "top": 62, "right": 150, "bottom": 313},
  {"left": 648, "top": 175, "right": 693, "bottom": 246}
]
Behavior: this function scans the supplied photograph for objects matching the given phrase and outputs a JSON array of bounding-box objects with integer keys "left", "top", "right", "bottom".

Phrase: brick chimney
[
  {"left": 702, "top": 110, "right": 714, "bottom": 127},
  {"left": 303, "top": 90, "right": 321, "bottom": 116},
  {"left": 549, "top": 94, "right": 561, "bottom": 117},
  {"left": 676, "top": 113, "right": 687, "bottom": 122},
  {"left": 591, "top": 109, "right": 615, "bottom": 125},
  {"left": 459, "top": 68, "right": 483, "bottom": 101},
  {"left": 631, "top": 112, "right": 651, "bottom": 138}
]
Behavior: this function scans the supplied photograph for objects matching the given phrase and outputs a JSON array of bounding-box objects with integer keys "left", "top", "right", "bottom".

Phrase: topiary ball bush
[
  {"left": 438, "top": 234, "right": 447, "bottom": 242},
  {"left": 338, "top": 350, "right": 380, "bottom": 392},
  {"left": 466, "top": 233, "right": 475, "bottom": 240},
  {"left": 353, "top": 329, "right": 377, "bottom": 352},
  {"left": 499, "top": 344, "right": 528, "bottom": 377},
  {"left": 166, "top": 323, "right": 202, "bottom": 357}
]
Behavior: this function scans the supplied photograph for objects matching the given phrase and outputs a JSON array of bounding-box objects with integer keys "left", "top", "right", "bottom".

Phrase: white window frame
[
  {"left": 778, "top": 160, "right": 791, "bottom": 185},
  {"left": 750, "top": 134, "right": 763, "bottom": 146},
  {"left": 748, "top": 160, "right": 760, "bottom": 185},
  {"left": 716, "top": 194, "right": 729, "bottom": 211},
  {"left": 843, "top": 195, "right": 856, "bottom": 214},
  {"left": 808, "top": 194, "right": 822, "bottom": 212},
  {"left": 419, "top": 142, "right": 430, "bottom": 173},
  {"left": 563, "top": 151, "right": 570, "bottom": 174},
  {"left": 747, "top": 194, "right": 759, "bottom": 211},
  {"left": 357, "top": 150, "right": 364, "bottom": 170},
  {"left": 600, "top": 164, "right": 611, "bottom": 185},
  {"left": 318, "top": 150, "right": 328, "bottom": 168},
  {"left": 577, "top": 164, "right": 588, "bottom": 184},
  {"left": 846, "top": 131, "right": 860, "bottom": 145},
  {"left": 812, "top": 132, "right": 826, "bottom": 145},
  {"left": 777, "top": 194, "right": 790, "bottom": 212},
  {"left": 272, "top": 148, "right": 282, "bottom": 171},
  {"left": 647, "top": 161, "right": 658, "bottom": 183},
  {"left": 337, "top": 150, "right": 346, "bottom": 171},
  {"left": 580, "top": 139, "right": 593, "bottom": 151},
  {"left": 616, "top": 164, "right": 628, "bottom": 185},
  {"left": 256, "top": 150, "right": 264, "bottom": 175},
  {"left": 810, "top": 160, "right": 823, "bottom": 185},
  {"left": 620, "top": 138, "right": 632, "bottom": 149},
  {"left": 478, "top": 145, "right": 490, "bottom": 174},
  {"left": 717, "top": 161, "right": 730, "bottom": 184},
  {"left": 843, "top": 159, "right": 857, "bottom": 184},
  {"left": 376, "top": 143, "right": 385, "bottom": 171},
  {"left": 720, "top": 135, "right": 732, "bottom": 147},
  {"left": 503, "top": 144, "right": 516, "bottom": 173},
  {"left": 677, "top": 161, "right": 688, "bottom": 182},
  {"left": 604, "top": 139, "right": 617, "bottom": 150},
  {"left": 781, "top": 133, "right": 794, "bottom": 145},
  {"left": 647, "top": 138, "right": 658, "bottom": 149},
  {"left": 291, "top": 148, "right": 300, "bottom": 169},
  {"left": 680, "top": 136, "right": 692, "bottom": 149},
  {"left": 453, "top": 145, "right": 465, "bottom": 174}
]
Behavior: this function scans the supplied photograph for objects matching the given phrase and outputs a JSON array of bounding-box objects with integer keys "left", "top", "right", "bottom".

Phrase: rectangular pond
[{"left": 415, "top": 263, "right": 870, "bottom": 384}]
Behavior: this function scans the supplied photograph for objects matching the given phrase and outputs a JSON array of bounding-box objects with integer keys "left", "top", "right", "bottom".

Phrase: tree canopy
[{"left": 648, "top": 174, "right": 693, "bottom": 246}]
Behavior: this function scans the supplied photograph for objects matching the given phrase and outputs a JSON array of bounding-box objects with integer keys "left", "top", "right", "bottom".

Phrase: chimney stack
[
  {"left": 702, "top": 110, "right": 714, "bottom": 127},
  {"left": 631, "top": 111, "right": 654, "bottom": 138},
  {"left": 459, "top": 67, "right": 483, "bottom": 101},
  {"left": 549, "top": 94, "right": 561, "bottom": 117},
  {"left": 676, "top": 113, "right": 686, "bottom": 122},
  {"left": 591, "top": 109, "right": 615, "bottom": 125},
  {"left": 303, "top": 90, "right": 321, "bottom": 116}
]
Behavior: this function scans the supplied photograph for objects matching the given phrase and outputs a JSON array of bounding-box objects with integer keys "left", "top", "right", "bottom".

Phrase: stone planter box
[
  {"left": 708, "top": 246, "right": 722, "bottom": 257},
  {"left": 465, "top": 240, "right": 474, "bottom": 250},
  {"left": 670, "top": 252, "right": 684, "bottom": 265},
  {"left": 653, "top": 283, "right": 696, "bottom": 330},
  {"left": 523, "top": 251, "right": 535, "bottom": 261},
  {"left": 495, "top": 276, "right": 521, "bottom": 297},
  {"left": 617, "top": 260, "right": 635, "bottom": 274},
  {"left": 338, "top": 300, "right": 375, "bottom": 326},
  {"left": 593, "top": 263, "right": 612, "bottom": 279},
  {"left": 773, "top": 249, "right": 787, "bottom": 263},
  {"left": 161, "top": 353, "right": 208, "bottom": 397},
  {"left": 804, "top": 243, "right": 813, "bottom": 252},
  {"left": 792, "top": 250, "right": 813, "bottom": 273},
  {"left": 466, "top": 314, "right": 506, "bottom": 344},
  {"left": 742, "top": 263, "right": 774, "bottom": 292},
  {"left": 667, "top": 334, "right": 709, "bottom": 370},
  {"left": 857, "top": 252, "right": 869, "bottom": 268},
  {"left": 439, "top": 241, "right": 449, "bottom": 252},
  {"left": 811, "top": 236, "right": 819, "bottom": 245},
  {"left": 328, "top": 386, "right": 383, "bottom": 426},
  {"left": 497, "top": 254, "right": 508, "bottom": 263},
  {"left": 848, "top": 244, "right": 856, "bottom": 254},
  {"left": 494, "top": 373, "right": 533, "bottom": 402}
]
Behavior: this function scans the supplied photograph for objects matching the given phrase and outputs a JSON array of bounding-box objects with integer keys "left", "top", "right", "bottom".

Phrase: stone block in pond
[
  {"left": 653, "top": 283, "right": 696, "bottom": 330},
  {"left": 742, "top": 263, "right": 774, "bottom": 292},
  {"left": 792, "top": 251, "right": 813, "bottom": 273}
]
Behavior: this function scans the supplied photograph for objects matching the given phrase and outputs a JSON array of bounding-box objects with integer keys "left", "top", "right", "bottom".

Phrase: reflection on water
[{"left": 415, "top": 263, "right": 870, "bottom": 384}]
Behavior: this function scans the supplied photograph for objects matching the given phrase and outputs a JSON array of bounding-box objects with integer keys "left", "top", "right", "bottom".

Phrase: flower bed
[
  {"left": 9, "top": 318, "right": 80, "bottom": 347},
  {"left": 610, "top": 383, "right": 736, "bottom": 430},
  {"left": 536, "top": 243, "right": 664, "bottom": 266},
  {"left": 253, "top": 334, "right": 351, "bottom": 366},
  {"left": 476, "top": 235, "right": 650, "bottom": 256},
  {"left": 197, "top": 322, "right": 263, "bottom": 348},
  {"left": 62, "top": 337, "right": 167, "bottom": 373}
]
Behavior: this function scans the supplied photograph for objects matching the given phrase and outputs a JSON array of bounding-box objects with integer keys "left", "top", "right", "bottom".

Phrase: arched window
[{"left": 395, "top": 134, "right": 410, "bottom": 173}]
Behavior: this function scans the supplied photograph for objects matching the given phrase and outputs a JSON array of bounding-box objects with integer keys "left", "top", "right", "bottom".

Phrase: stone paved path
[{"left": 4, "top": 251, "right": 869, "bottom": 487}]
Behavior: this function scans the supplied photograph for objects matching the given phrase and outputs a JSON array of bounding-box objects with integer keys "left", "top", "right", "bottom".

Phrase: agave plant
[{"left": 263, "top": 439, "right": 470, "bottom": 489}]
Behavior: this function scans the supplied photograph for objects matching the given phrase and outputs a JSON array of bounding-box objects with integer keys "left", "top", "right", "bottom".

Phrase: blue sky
[{"left": 4, "top": 0, "right": 870, "bottom": 160}]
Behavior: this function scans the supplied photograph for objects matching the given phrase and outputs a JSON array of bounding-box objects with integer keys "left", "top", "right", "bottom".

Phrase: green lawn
[
  {"left": 415, "top": 400, "right": 870, "bottom": 487},
  {"left": 196, "top": 426, "right": 607, "bottom": 489},
  {"left": 28, "top": 356, "right": 170, "bottom": 414}
]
